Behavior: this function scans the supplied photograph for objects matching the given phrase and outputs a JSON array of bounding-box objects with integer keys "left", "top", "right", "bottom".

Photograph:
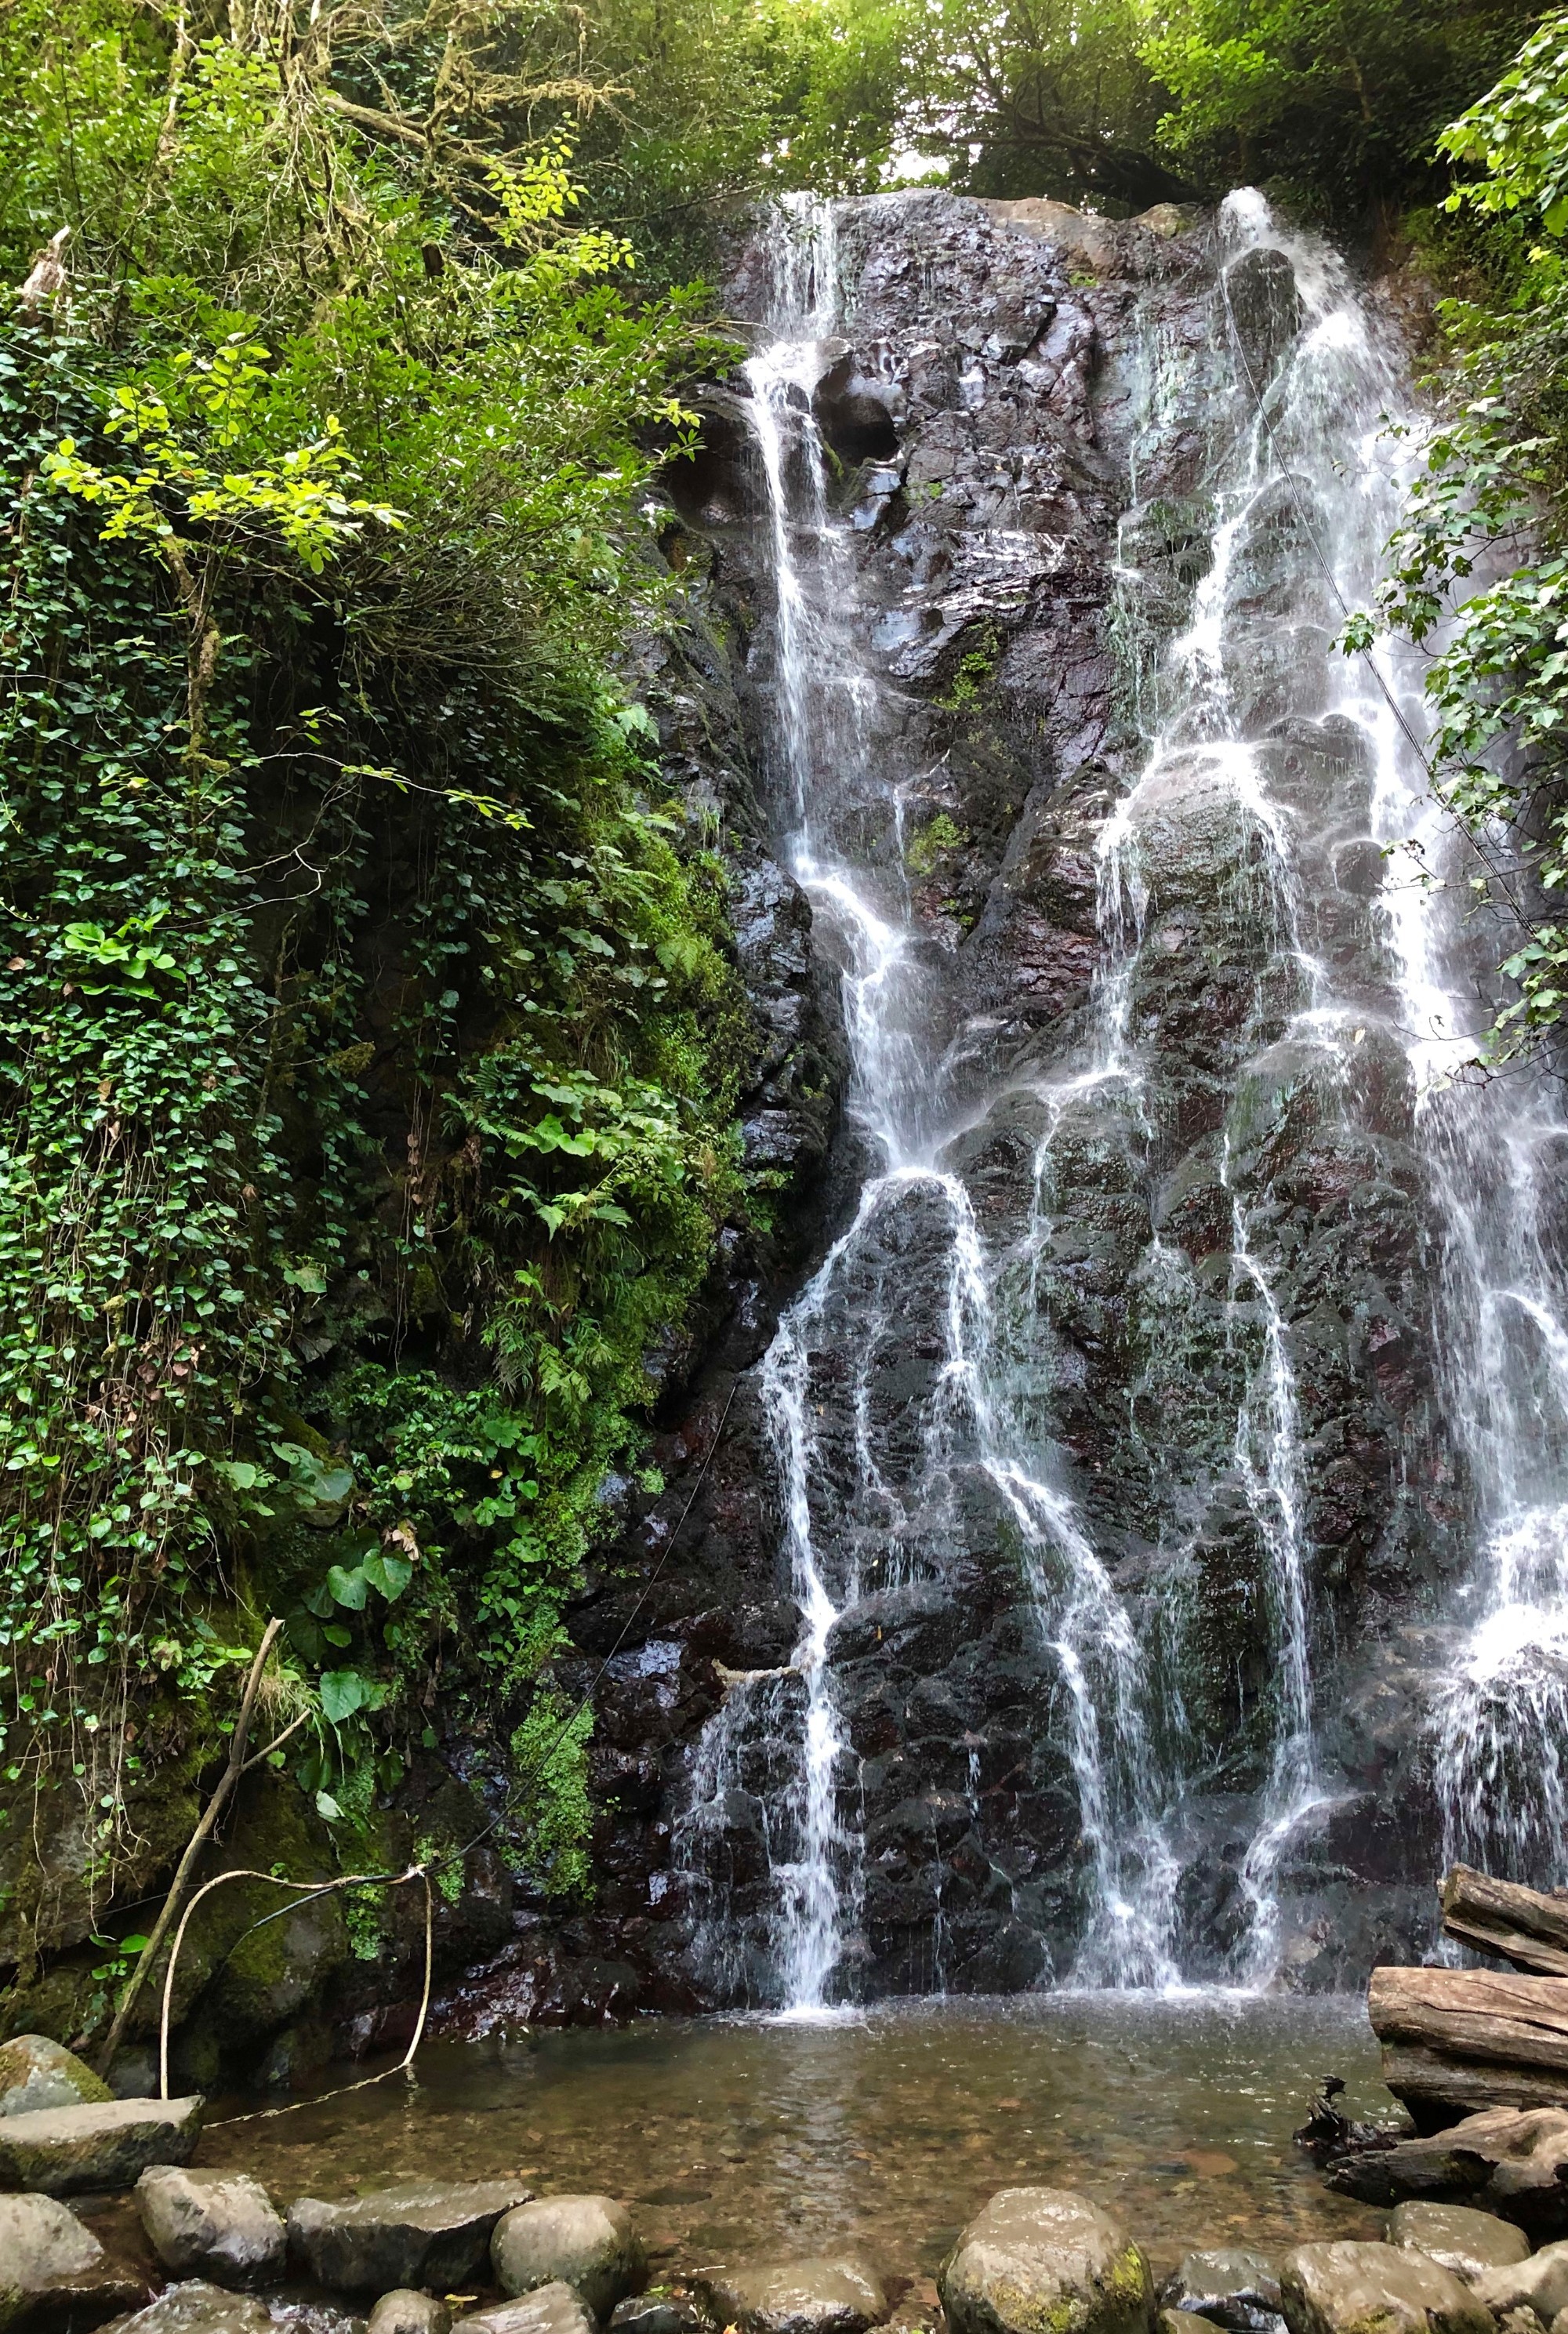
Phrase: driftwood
[
  {"left": 1369, "top": 1963, "right": 1568, "bottom": 2127},
  {"left": 1325, "top": 2104, "right": 1568, "bottom": 2238},
  {"left": 1441, "top": 1865, "right": 1568, "bottom": 1978}
]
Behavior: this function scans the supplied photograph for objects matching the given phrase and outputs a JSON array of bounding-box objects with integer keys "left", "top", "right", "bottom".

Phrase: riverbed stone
[
  {"left": 96, "top": 2284, "right": 273, "bottom": 2334},
  {"left": 454, "top": 2287, "right": 596, "bottom": 2334},
  {"left": 288, "top": 2180, "right": 533, "bottom": 2293},
  {"left": 491, "top": 2198, "right": 645, "bottom": 2322},
  {"left": 1163, "top": 2250, "right": 1283, "bottom": 2331},
  {"left": 608, "top": 2298, "right": 705, "bottom": 2334},
  {"left": 0, "top": 2038, "right": 114, "bottom": 2120},
  {"left": 939, "top": 2189, "right": 1152, "bottom": 2334},
  {"left": 1386, "top": 2205, "right": 1530, "bottom": 2283},
  {"left": 0, "top": 2097, "right": 203, "bottom": 2196},
  {"left": 1279, "top": 2242, "right": 1494, "bottom": 2334},
  {"left": 135, "top": 2166, "right": 285, "bottom": 2289},
  {"left": 693, "top": 2260, "right": 887, "bottom": 2334},
  {"left": 0, "top": 2191, "right": 147, "bottom": 2334},
  {"left": 1472, "top": 2241, "right": 1568, "bottom": 2323},
  {"left": 367, "top": 2296, "right": 451, "bottom": 2334}
]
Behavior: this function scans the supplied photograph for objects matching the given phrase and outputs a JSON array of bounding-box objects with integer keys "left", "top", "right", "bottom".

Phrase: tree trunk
[{"left": 1368, "top": 1963, "right": 1568, "bottom": 2129}]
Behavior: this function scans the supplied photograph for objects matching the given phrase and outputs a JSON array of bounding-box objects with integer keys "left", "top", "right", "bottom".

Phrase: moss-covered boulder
[
  {"left": 1279, "top": 2244, "right": 1494, "bottom": 2334},
  {"left": 939, "top": 2189, "right": 1153, "bottom": 2334},
  {"left": 0, "top": 2035, "right": 112, "bottom": 2118}
]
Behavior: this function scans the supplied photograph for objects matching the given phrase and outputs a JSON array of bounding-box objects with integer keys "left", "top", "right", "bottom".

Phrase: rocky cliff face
[{"left": 453, "top": 190, "right": 1480, "bottom": 2031}]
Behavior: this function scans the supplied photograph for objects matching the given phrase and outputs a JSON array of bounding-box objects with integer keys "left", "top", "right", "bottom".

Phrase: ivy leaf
[
  {"left": 319, "top": 1668, "right": 367, "bottom": 1722},
  {"left": 325, "top": 1563, "right": 368, "bottom": 1610},
  {"left": 361, "top": 1548, "right": 413, "bottom": 1600}
]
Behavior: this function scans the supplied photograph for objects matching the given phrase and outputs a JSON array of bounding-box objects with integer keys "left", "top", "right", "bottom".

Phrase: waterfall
[{"left": 671, "top": 180, "right": 1568, "bottom": 2006}]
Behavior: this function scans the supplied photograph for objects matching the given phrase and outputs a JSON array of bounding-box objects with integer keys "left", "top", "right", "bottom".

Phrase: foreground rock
[
  {"left": 608, "top": 2301, "right": 705, "bottom": 2334},
  {"left": 492, "top": 2198, "right": 645, "bottom": 2321},
  {"left": 96, "top": 2284, "right": 271, "bottom": 2334},
  {"left": 939, "top": 2189, "right": 1152, "bottom": 2334},
  {"left": 368, "top": 2296, "right": 452, "bottom": 2334},
  {"left": 0, "top": 2097, "right": 202, "bottom": 2196},
  {"left": 135, "top": 2167, "right": 285, "bottom": 2289},
  {"left": 1163, "top": 2250, "right": 1283, "bottom": 2331},
  {"left": 288, "top": 2179, "right": 532, "bottom": 2293},
  {"left": 694, "top": 2260, "right": 887, "bottom": 2334},
  {"left": 1327, "top": 2106, "right": 1568, "bottom": 2234},
  {"left": 1385, "top": 2204, "right": 1530, "bottom": 2281},
  {"left": 454, "top": 2286, "right": 595, "bottom": 2334},
  {"left": 0, "top": 2038, "right": 114, "bottom": 2120},
  {"left": 0, "top": 2191, "right": 145, "bottom": 2333},
  {"left": 1472, "top": 2241, "right": 1568, "bottom": 2322},
  {"left": 1279, "top": 2242, "right": 1493, "bottom": 2334}
]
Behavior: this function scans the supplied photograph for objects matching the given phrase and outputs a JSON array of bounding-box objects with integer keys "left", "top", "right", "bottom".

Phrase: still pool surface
[{"left": 198, "top": 1993, "right": 1389, "bottom": 2304}]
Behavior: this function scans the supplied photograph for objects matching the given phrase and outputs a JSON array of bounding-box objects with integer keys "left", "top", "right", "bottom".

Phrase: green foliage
[
  {"left": 906, "top": 814, "right": 969, "bottom": 876},
  {"left": 0, "top": 0, "right": 750, "bottom": 1919}
]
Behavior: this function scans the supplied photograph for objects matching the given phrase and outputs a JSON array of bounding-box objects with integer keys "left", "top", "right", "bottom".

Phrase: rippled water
[{"left": 190, "top": 1995, "right": 1386, "bottom": 2301}]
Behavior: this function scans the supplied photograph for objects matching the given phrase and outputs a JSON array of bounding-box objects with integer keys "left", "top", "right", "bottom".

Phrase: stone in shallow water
[
  {"left": 97, "top": 2282, "right": 272, "bottom": 2334},
  {"left": 135, "top": 2167, "right": 285, "bottom": 2289},
  {"left": 939, "top": 2189, "right": 1152, "bottom": 2334},
  {"left": 454, "top": 2286, "right": 596, "bottom": 2334},
  {"left": 1162, "top": 2314, "right": 1221, "bottom": 2334},
  {"left": 0, "top": 2191, "right": 147, "bottom": 2334},
  {"left": 1163, "top": 2249, "right": 1283, "bottom": 2332},
  {"left": 1385, "top": 2205, "right": 1530, "bottom": 2283},
  {"left": 1472, "top": 2241, "right": 1568, "bottom": 2323},
  {"left": 491, "top": 2198, "right": 645, "bottom": 2322},
  {"left": 367, "top": 2296, "right": 451, "bottom": 2334},
  {"left": 692, "top": 2260, "right": 887, "bottom": 2334},
  {"left": 0, "top": 2038, "right": 114, "bottom": 2120},
  {"left": 0, "top": 2098, "right": 203, "bottom": 2197},
  {"left": 607, "top": 2297, "right": 704, "bottom": 2334},
  {"left": 1279, "top": 2242, "right": 1492, "bottom": 2334},
  {"left": 287, "top": 2180, "right": 533, "bottom": 2294}
]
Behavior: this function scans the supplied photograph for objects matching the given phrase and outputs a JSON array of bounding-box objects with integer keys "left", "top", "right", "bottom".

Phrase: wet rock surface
[
  {"left": 0, "top": 2038, "right": 114, "bottom": 2121},
  {"left": 1278, "top": 2242, "right": 1493, "bottom": 2334},
  {"left": 134, "top": 2168, "right": 285, "bottom": 2290},
  {"left": 939, "top": 2185, "right": 1153, "bottom": 2334},
  {"left": 0, "top": 2098, "right": 203, "bottom": 2197},
  {"left": 1163, "top": 2249, "right": 1283, "bottom": 2331},
  {"left": 691, "top": 2259, "right": 887, "bottom": 2334},
  {"left": 97, "top": 2285, "right": 273, "bottom": 2334},
  {"left": 454, "top": 2287, "right": 597, "bottom": 2334},
  {"left": 1385, "top": 2204, "right": 1530, "bottom": 2282},
  {"left": 0, "top": 2191, "right": 146, "bottom": 2333},
  {"left": 366, "top": 2298, "right": 451, "bottom": 2334},
  {"left": 490, "top": 2197, "right": 646, "bottom": 2321},
  {"left": 285, "top": 2180, "right": 533, "bottom": 2293}
]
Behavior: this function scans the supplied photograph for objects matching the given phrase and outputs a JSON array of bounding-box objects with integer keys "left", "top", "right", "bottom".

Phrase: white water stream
[{"left": 677, "top": 187, "right": 1568, "bottom": 2011}]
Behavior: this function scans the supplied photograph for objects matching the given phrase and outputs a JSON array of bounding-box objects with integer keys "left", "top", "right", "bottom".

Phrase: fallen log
[
  {"left": 1440, "top": 1865, "right": 1568, "bottom": 1977},
  {"left": 1325, "top": 2104, "right": 1568, "bottom": 2237},
  {"left": 1369, "top": 1965, "right": 1568, "bottom": 2127}
]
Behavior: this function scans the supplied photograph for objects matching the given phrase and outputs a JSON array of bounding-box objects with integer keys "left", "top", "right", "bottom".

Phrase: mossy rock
[{"left": 940, "top": 2190, "right": 1152, "bottom": 2334}]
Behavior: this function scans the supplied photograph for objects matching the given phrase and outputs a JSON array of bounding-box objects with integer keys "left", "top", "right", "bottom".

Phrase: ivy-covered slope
[{"left": 0, "top": 0, "right": 786, "bottom": 2076}]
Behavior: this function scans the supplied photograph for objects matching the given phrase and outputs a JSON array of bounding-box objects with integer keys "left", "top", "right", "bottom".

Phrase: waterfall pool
[{"left": 196, "top": 1993, "right": 1386, "bottom": 2296}]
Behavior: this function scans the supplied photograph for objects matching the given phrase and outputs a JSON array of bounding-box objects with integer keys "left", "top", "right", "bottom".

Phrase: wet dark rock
[
  {"left": 134, "top": 2168, "right": 285, "bottom": 2290},
  {"left": 692, "top": 2260, "right": 887, "bottom": 2334},
  {"left": 490, "top": 2198, "right": 646, "bottom": 2322},
  {"left": 1385, "top": 2204, "right": 1530, "bottom": 2282},
  {"left": 939, "top": 2188, "right": 1152, "bottom": 2334},
  {"left": 0, "top": 2038, "right": 113, "bottom": 2121},
  {"left": 1327, "top": 2106, "right": 1568, "bottom": 2234},
  {"left": 0, "top": 2191, "right": 147, "bottom": 2334},
  {"left": 1162, "top": 2249, "right": 1283, "bottom": 2332},
  {"left": 97, "top": 2285, "right": 272, "bottom": 2334},
  {"left": 286, "top": 2180, "right": 532, "bottom": 2293},
  {"left": 1278, "top": 2244, "right": 1491, "bottom": 2334},
  {"left": 0, "top": 2097, "right": 202, "bottom": 2197},
  {"left": 607, "top": 2296, "right": 705, "bottom": 2334}
]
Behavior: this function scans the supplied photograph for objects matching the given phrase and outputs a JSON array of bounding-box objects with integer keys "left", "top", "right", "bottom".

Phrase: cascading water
[{"left": 672, "top": 180, "right": 1568, "bottom": 2010}]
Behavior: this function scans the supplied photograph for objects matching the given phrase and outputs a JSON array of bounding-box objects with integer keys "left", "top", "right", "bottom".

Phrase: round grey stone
[
  {"left": 939, "top": 2188, "right": 1153, "bottom": 2334},
  {"left": 136, "top": 2167, "right": 285, "bottom": 2289},
  {"left": 367, "top": 2295, "right": 452, "bottom": 2334},
  {"left": 491, "top": 2198, "right": 645, "bottom": 2325}
]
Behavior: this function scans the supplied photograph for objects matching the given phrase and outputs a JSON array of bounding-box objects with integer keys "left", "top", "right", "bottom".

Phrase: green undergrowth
[{"left": 0, "top": 0, "right": 752, "bottom": 1980}]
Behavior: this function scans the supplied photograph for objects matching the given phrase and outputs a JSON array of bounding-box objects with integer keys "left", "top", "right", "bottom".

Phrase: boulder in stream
[
  {"left": 1279, "top": 2242, "right": 1493, "bottom": 2334},
  {"left": 0, "top": 2038, "right": 114, "bottom": 2120},
  {"left": 606, "top": 2297, "right": 704, "bottom": 2334},
  {"left": 491, "top": 2198, "right": 645, "bottom": 2322},
  {"left": 94, "top": 2283, "right": 274, "bottom": 2334},
  {"left": 1162, "top": 2250, "right": 1283, "bottom": 2332},
  {"left": 454, "top": 2285, "right": 596, "bottom": 2334},
  {"left": 692, "top": 2260, "right": 887, "bottom": 2334},
  {"left": 1385, "top": 2205, "right": 1530, "bottom": 2282},
  {"left": 287, "top": 2179, "right": 533, "bottom": 2293},
  {"left": 0, "top": 2097, "right": 202, "bottom": 2196},
  {"left": 135, "top": 2167, "right": 285, "bottom": 2289},
  {"left": 0, "top": 2191, "right": 147, "bottom": 2334},
  {"left": 939, "top": 2189, "right": 1152, "bottom": 2334},
  {"left": 367, "top": 2296, "right": 451, "bottom": 2334}
]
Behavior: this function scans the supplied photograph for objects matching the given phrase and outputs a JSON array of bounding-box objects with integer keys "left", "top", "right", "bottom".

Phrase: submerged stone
[
  {"left": 491, "top": 2197, "right": 645, "bottom": 2321},
  {"left": 1279, "top": 2241, "right": 1493, "bottom": 2334},
  {"left": 939, "top": 2188, "right": 1153, "bottom": 2334},
  {"left": 693, "top": 2259, "right": 887, "bottom": 2334},
  {"left": 0, "top": 2096, "right": 202, "bottom": 2196},
  {"left": 1385, "top": 2204, "right": 1530, "bottom": 2283},
  {"left": 287, "top": 2179, "right": 532, "bottom": 2293},
  {"left": 0, "top": 2038, "right": 114, "bottom": 2120},
  {"left": 135, "top": 2166, "right": 285, "bottom": 2289},
  {"left": 0, "top": 2191, "right": 146, "bottom": 2334}
]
